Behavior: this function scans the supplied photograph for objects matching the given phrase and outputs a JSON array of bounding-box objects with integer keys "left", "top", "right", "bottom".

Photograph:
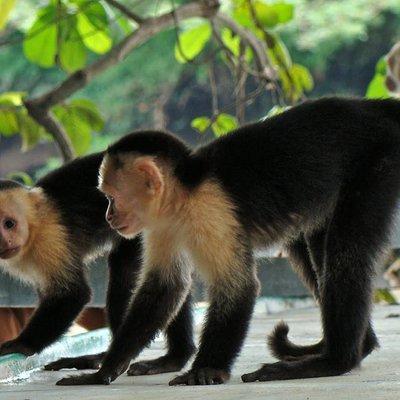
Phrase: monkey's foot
[
  {"left": 44, "top": 353, "right": 104, "bottom": 371},
  {"left": 56, "top": 371, "right": 112, "bottom": 386},
  {"left": 241, "top": 355, "right": 348, "bottom": 382},
  {"left": 128, "top": 354, "right": 188, "bottom": 376},
  {"left": 169, "top": 367, "right": 230, "bottom": 385},
  {"left": 0, "top": 340, "right": 35, "bottom": 356}
]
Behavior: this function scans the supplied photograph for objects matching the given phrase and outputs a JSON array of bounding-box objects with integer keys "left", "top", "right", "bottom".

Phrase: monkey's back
[{"left": 195, "top": 97, "right": 400, "bottom": 234}]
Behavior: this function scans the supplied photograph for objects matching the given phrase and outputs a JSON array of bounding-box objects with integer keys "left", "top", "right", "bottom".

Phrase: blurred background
[{"left": 1, "top": 0, "right": 400, "bottom": 339}]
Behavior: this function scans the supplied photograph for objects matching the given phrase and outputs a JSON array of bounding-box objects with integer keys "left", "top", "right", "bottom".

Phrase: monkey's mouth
[
  {"left": 113, "top": 225, "right": 129, "bottom": 233},
  {"left": 0, "top": 246, "right": 20, "bottom": 260}
]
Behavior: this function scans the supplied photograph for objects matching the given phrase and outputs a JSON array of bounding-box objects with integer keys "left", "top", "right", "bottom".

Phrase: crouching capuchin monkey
[
  {"left": 0, "top": 153, "right": 195, "bottom": 376},
  {"left": 57, "top": 96, "right": 400, "bottom": 386}
]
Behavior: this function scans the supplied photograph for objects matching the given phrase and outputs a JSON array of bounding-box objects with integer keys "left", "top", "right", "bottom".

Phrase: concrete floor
[{"left": 1, "top": 304, "right": 400, "bottom": 400}]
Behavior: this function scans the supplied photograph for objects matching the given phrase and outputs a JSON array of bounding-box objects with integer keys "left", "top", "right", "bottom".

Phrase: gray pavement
[{"left": 1, "top": 304, "right": 400, "bottom": 400}]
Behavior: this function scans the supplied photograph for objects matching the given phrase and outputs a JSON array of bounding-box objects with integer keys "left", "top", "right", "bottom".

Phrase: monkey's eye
[{"left": 4, "top": 219, "right": 16, "bottom": 230}]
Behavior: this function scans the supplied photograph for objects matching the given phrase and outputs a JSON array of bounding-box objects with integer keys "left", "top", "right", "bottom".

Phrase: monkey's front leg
[
  {"left": 56, "top": 264, "right": 190, "bottom": 386},
  {"left": 0, "top": 276, "right": 90, "bottom": 357},
  {"left": 170, "top": 267, "right": 258, "bottom": 386}
]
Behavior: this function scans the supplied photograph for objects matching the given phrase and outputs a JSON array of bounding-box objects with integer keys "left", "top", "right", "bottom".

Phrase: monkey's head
[
  {"left": 0, "top": 180, "right": 32, "bottom": 260},
  {"left": 99, "top": 130, "right": 191, "bottom": 239}
]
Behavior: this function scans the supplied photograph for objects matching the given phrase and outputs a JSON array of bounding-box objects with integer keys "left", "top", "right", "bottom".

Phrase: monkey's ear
[{"left": 135, "top": 158, "right": 164, "bottom": 196}]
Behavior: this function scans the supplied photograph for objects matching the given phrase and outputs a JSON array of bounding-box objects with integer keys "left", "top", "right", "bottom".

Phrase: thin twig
[
  {"left": 208, "top": 62, "right": 219, "bottom": 117},
  {"left": 104, "top": 0, "right": 143, "bottom": 24}
]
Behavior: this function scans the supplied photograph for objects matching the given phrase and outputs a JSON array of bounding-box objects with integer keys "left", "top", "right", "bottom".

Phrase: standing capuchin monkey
[
  {"left": 0, "top": 153, "right": 195, "bottom": 376},
  {"left": 57, "top": 96, "right": 400, "bottom": 386}
]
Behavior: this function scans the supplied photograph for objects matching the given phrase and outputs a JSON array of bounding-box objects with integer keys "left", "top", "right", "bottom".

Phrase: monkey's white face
[
  {"left": 99, "top": 155, "right": 162, "bottom": 239},
  {"left": 0, "top": 190, "right": 30, "bottom": 260}
]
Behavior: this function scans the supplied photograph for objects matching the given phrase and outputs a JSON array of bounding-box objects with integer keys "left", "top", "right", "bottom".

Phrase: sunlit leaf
[
  {"left": 77, "top": 12, "right": 112, "bottom": 54},
  {"left": 291, "top": 63, "right": 314, "bottom": 92},
  {"left": 75, "top": 0, "right": 108, "bottom": 30},
  {"left": 23, "top": 5, "right": 57, "bottom": 68},
  {"left": 273, "top": 2, "right": 294, "bottom": 24},
  {"left": 211, "top": 113, "right": 238, "bottom": 137},
  {"left": 0, "top": 109, "right": 18, "bottom": 136},
  {"left": 0, "top": 92, "right": 25, "bottom": 106},
  {"left": 254, "top": 2, "right": 279, "bottom": 28},
  {"left": 366, "top": 74, "right": 390, "bottom": 99},
  {"left": 59, "top": 31, "right": 87, "bottom": 72},
  {"left": 191, "top": 116, "right": 211, "bottom": 133},
  {"left": 174, "top": 23, "right": 211, "bottom": 64},
  {"left": 0, "top": 0, "right": 16, "bottom": 30},
  {"left": 221, "top": 28, "right": 253, "bottom": 63},
  {"left": 375, "top": 57, "right": 387, "bottom": 75}
]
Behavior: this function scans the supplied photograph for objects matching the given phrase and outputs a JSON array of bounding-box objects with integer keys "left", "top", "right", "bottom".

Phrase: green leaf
[
  {"left": 59, "top": 32, "right": 87, "bottom": 72},
  {"left": 70, "top": 98, "right": 104, "bottom": 131},
  {"left": 221, "top": 28, "right": 240, "bottom": 57},
  {"left": 174, "top": 23, "right": 211, "bottom": 64},
  {"left": 23, "top": 5, "right": 57, "bottom": 68},
  {"left": 221, "top": 28, "right": 253, "bottom": 63},
  {"left": 0, "top": 91, "right": 25, "bottom": 106},
  {"left": 233, "top": 1, "right": 293, "bottom": 30},
  {"left": 211, "top": 113, "right": 238, "bottom": 137},
  {"left": 267, "top": 34, "right": 292, "bottom": 69},
  {"left": 75, "top": 0, "right": 108, "bottom": 30},
  {"left": 254, "top": 2, "right": 279, "bottom": 28},
  {"left": 191, "top": 116, "right": 211, "bottom": 133},
  {"left": 291, "top": 63, "right": 314, "bottom": 92},
  {"left": 117, "top": 16, "right": 135, "bottom": 34},
  {"left": 0, "top": 109, "right": 18, "bottom": 136},
  {"left": 6, "top": 171, "right": 33, "bottom": 186},
  {"left": 366, "top": 74, "right": 390, "bottom": 99},
  {"left": 375, "top": 57, "right": 387, "bottom": 75},
  {"left": 77, "top": 12, "right": 112, "bottom": 54},
  {"left": 53, "top": 100, "right": 103, "bottom": 155},
  {"left": 0, "top": 0, "right": 16, "bottom": 30},
  {"left": 273, "top": 2, "right": 295, "bottom": 24},
  {"left": 17, "top": 112, "right": 43, "bottom": 152}
]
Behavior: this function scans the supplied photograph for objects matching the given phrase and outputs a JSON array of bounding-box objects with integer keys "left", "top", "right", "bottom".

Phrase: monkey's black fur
[
  {"left": 86, "top": 96, "right": 400, "bottom": 385},
  {"left": 0, "top": 154, "right": 195, "bottom": 373}
]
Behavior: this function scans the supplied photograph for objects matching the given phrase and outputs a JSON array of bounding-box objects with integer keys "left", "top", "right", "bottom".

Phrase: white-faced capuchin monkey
[
  {"left": 0, "top": 153, "right": 194, "bottom": 376},
  {"left": 57, "top": 96, "right": 400, "bottom": 386}
]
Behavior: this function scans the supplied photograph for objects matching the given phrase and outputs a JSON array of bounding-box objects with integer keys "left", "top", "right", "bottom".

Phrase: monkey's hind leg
[
  {"left": 127, "top": 292, "right": 195, "bottom": 376},
  {"left": 270, "top": 232, "right": 378, "bottom": 362},
  {"left": 243, "top": 159, "right": 399, "bottom": 381}
]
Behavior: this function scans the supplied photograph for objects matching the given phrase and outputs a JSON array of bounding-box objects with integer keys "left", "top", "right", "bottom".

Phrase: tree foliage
[{"left": 0, "top": 0, "right": 314, "bottom": 160}]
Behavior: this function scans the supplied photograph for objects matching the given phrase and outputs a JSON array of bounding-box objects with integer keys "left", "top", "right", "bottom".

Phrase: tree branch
[
  {"left": 213, "top": 12, "right": 276, "bottom": 83},
  {"left": 23, "top": 103, "right": 75, "bottom": 161},
  {"left": 24, "top": 0, "right": 220, "bottom": 162},
  {"left": 104, "top": 0, "right": 143, "bottom": 24}
]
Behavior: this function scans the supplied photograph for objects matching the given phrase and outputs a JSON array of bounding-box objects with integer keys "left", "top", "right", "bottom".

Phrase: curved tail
[
  {"left": 267, "top": 321, "right": 323, "bottom": 360},
  {"left": 268, "top": 321, "right": 379, "bottom": 360}
]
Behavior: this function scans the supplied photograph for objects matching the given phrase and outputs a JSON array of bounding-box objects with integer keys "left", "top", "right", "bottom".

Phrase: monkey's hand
[
  {"left": 0, "top": 339, "right": 35, "bottom": 357},
  {"left": 56, "top": 371, "right": 113, "bottom": 386},
  {"left": 44, "top": 353, "right": 104, "bottom": 371},
  {"left": 169, "top": 367, "right": 230, "bottom": 385}
]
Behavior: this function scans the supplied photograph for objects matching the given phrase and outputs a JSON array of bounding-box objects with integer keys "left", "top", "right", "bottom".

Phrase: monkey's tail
[{"left": 267, "top": 321, "right": 323, "bottom": 360}]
